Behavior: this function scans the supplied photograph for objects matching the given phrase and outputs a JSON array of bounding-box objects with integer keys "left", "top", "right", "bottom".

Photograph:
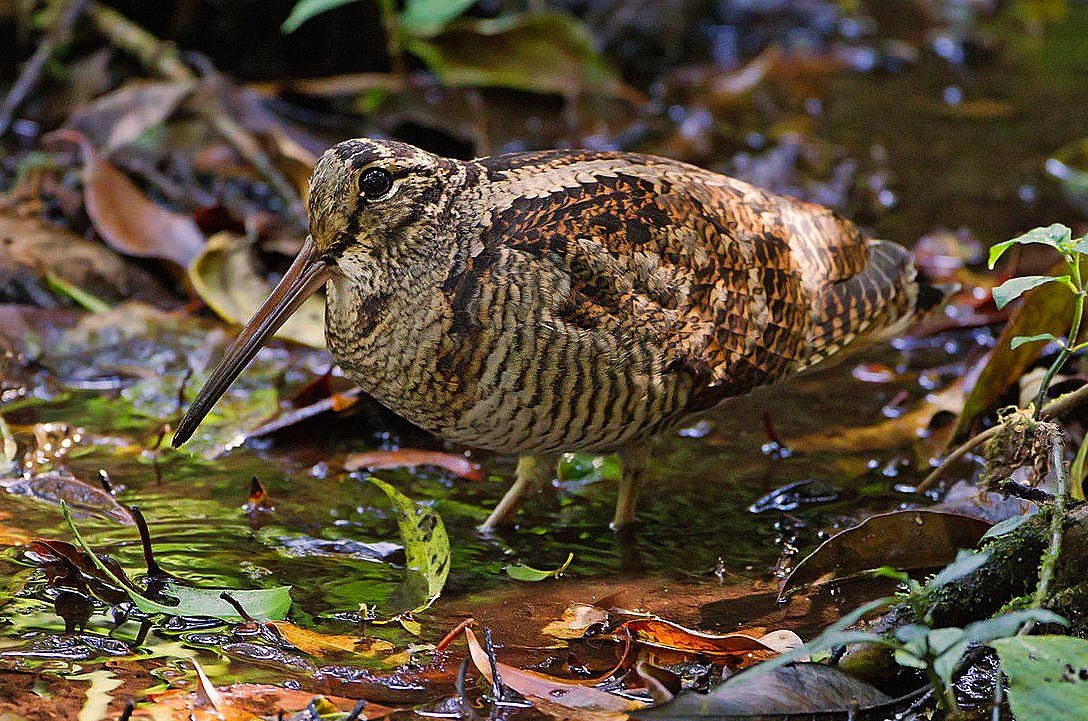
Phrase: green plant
[{"left": 989, "top": 223, "right": 1088, "bottom": 413}]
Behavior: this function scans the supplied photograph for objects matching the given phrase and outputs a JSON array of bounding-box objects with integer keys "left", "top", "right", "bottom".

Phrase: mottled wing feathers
[{"left": 473, "top": 149, "right": 920, "bottom": 405}]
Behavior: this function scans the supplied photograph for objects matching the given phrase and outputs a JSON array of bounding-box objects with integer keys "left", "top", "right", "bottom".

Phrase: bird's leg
[
  {"left": 613, "top": 443, "right": 650, "bottom": 529},
  {"left": 479, "top": 452, "right": 560, "bottom": 532}
]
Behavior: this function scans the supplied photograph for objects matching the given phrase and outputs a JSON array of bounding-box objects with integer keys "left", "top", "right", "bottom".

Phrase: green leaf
[
  {"left": 369, "top": 478, "right": 450, "bottom": 612},
  {"left": 404, "top": 14, "right": 631, "bottom": 97},
  {"left": 988, "top": 224, "right": 1073, "bottom": 268},
  {"left": 399, "top": 0, "right": 478, "bottom": 38},
  {"left": 980, "top": 513, "right": 1031, "bottom": 540},
  {"left": 993, "top": 635, "right": 1088, "bottom": 721},
  {"left": 1011, "top": 332, "right": 1062, "bottom": 349},
  {"left": 505, "top": 552, "right": 574, "bottom": 581},
  {"left": 61, "top": 503, "right": 291, "bottom": 621},
  {"left": 928, "top": 549, "right": 990, "bottom": 590},
  {"left": 282, "top": 0, "right": 364, "bottom": 33},
  {"left": 45, "top": 272, "right": 112, "bottom": 313},
  {"left": 991, "top": 275, "right": 1068, "bottom": 310}
]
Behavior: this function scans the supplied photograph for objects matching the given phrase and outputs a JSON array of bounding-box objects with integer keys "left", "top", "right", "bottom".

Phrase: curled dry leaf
[
  {"left": 189, "top": 231, "right": 325, "bottom": 348},
  {"left": 465, "top": 627, "right": 647, "bottom": 714},
  {"left": 344, "top": 449, "right": 484, "bottom": 481},
  {"left": 779, "top": 509, "right": 992, "bottom": 600},
  {"left": 615, "top": 618, "right": 788, "bottom": 667}
]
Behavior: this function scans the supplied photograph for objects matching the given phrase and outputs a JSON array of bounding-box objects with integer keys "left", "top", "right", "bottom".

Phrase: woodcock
[{"left": 172, "top": 138, "right": 942, "bottom": 530}]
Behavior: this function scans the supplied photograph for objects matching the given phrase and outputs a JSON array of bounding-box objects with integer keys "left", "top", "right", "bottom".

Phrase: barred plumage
[{"left": 175, "top": 138, "right": 939, "bottom": 529}]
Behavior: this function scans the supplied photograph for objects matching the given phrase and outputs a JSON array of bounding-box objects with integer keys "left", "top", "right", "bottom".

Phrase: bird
[{"left": 172, "top": 138, "right": 942, "bottom": 531}]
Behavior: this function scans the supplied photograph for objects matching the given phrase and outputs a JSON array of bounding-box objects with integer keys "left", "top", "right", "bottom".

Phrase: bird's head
[{"left": 172, "top": 138, "right": 459, "bottom": 446}]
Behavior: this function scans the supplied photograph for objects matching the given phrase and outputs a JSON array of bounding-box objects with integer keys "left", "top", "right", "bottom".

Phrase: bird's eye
[{"left": 359, "top": 167, "right": 393, "bottom": 199}]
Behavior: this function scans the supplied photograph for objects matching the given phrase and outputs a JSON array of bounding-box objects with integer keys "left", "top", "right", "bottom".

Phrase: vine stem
[{"left": 1034, "top": 262, "right": 1085, "bottom": 418}]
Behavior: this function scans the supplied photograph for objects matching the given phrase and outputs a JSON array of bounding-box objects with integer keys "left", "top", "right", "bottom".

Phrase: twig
[
  {"left": 916, "top": 424, "right": 1003, "bottom": 492},
  {"left": 0, "top": 0, "right": 91, "bottom": 136}
]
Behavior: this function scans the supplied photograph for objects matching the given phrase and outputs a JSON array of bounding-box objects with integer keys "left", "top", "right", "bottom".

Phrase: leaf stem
[{"left": 1034, "top": 260, "right": 1085, "bottom": 417}]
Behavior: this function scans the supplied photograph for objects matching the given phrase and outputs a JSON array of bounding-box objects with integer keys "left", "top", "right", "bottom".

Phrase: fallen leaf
[
  {"left": 51, "top": 129, "right": 205, "bottom": 268},
  {"left": 344, "top": 449, "right": 484, "bottom": 481},
  {"left": 0, "top": 511, "right": 31, "bottom": 546},
  {"left": 615, "top": 618, "right": 785, "bottom": 665},
  {"left": 1, "top": 470, "right": 134, "bottom": 525},
  {"left": 632, "top": 662, "right": 892, "bottom": 718},
  {"left": 505, "top": 552, "right": 574, "bottom": 581},
  {"left": 189, "top": 231, "right": 325, "bottom": 347},
  {"left": 65, "top": 79, "right": 195, "bottom": 152},
  {"left": 779, "top": 510, "right": 992, "bottom": 600},
  {"left": 542, "top": 603, "right": 609, "bottom": 640},
  {"left": 267, "top": 620, "right": 394, "bottom": 658},
  {"left": 465, "top": 627, "right": 647, "bottom": 714},
  {"left": 369, "top": 478, "right": 450, "bottom": 613}
]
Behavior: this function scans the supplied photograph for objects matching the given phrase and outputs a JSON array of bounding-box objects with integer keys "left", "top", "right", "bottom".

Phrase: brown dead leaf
[
  {"left": 779, "top": 509, "right": 992, "bottom": 600},
  {"left": 465, "top": 628, "right": 646, "bottom": 715},
  {"left": 343, "top": 449, "right": 485, "bottom": 481},
  {"left": 51, "top": 129, "right": 205, "bottom": 268}
]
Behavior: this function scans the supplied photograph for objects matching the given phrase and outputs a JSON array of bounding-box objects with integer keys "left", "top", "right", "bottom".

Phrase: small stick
[{"left": 0, "top": 0, "right": 91, "bottom": 136}]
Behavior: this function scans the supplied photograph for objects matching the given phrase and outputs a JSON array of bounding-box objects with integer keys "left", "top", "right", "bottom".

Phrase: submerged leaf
[
  {"left": 369, "top": 478, "right": 450, "bottom": 612},
  {"left": 62, "top": 503, "right": 291, "bottom": 621},
  {"left": 780, "top": 510, "right": 991, "bottom": 599},
  {"left": 505, "top": 552, "right": 573, "bottom": 581},
  {"left": 189, "top": 232, "right": 325, "bottom": 348},
  {"left": 1, "top": 471, "right": 134, "bottom": 525},
  {"left": 615, "top": 618, "right": 789, "bottom": 662}
]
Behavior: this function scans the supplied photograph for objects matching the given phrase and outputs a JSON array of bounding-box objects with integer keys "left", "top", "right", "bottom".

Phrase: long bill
[{"left": 172, "top": 236, "right": 332, "bottom": 447}]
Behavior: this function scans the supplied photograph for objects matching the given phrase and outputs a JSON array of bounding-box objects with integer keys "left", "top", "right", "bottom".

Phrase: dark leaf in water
[
  {"left": 952, "top": 272, "right": 1073, "bottom": 439},
  {"left": 405, "top": 14, "right": 636, "bottom": 99},
  {"left": 1, "top": 470, "right": 134, "bottom": 525},
  {"left": 779, "top": 510, "right": 991, "bottom": 600},
  {"left": 51, "top": 130, "right": 205, "bottom": 268},
  {"left": 64, "top": 80, "right": 195, "bottom": 152},
  {"left": 189, "top": 231, "right": 325, "bottom": 347},
  {"left": 632, "top": 663, "right": 891, "bottom": 719},
  {"left": 344, "top": 449, "right": 484, "bottom": 481}
]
